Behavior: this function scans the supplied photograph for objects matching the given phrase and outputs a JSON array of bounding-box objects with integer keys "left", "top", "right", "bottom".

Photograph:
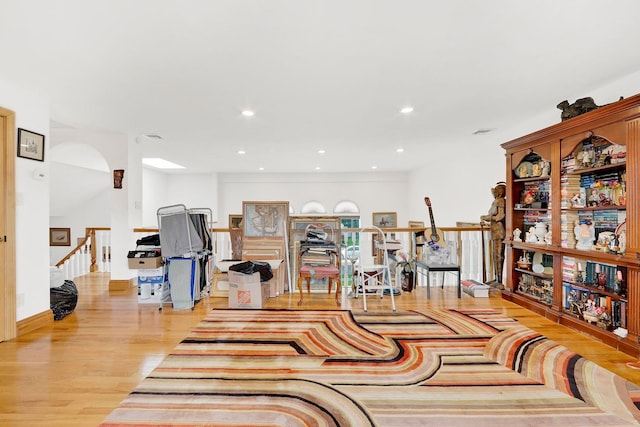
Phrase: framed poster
[
  {"left": 50, "top": 228, "right": 71, "bottom": 246},
  {"left": 242, "top": 201, "right": 289, "bottom": 238},
  {"left": 372, "top": 212, "right": 397, "bottom": 228},
  {"left": 17, "top": 128, "right": 45, "bottom": 162}
]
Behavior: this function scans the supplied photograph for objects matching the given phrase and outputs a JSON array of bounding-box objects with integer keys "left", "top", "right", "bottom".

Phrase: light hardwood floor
[{"left": 1, "top": 272, "right": 639, "bottom": 427}]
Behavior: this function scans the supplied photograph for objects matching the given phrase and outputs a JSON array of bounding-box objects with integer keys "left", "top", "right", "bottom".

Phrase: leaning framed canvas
[
  {"left": 17, "top": 128, "right": 45, "bottom": 162},
  {"left": 49, "top": 228, "right": 71, "bottom": 246},
  {"left": 242, "top": 201, "right": 290, "bottom": 238},
  {"left": 372, "top": 212, "right": 397, "bottom": 228}
]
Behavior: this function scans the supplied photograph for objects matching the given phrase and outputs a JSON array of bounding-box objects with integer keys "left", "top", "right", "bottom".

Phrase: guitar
[{"left": 424, "top": 197, "right": 446, "bottom": 250}]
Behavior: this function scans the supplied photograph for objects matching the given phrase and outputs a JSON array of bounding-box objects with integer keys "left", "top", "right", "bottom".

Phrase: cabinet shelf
[
  {"left": 561, "top": 205, "right": 626, "bottom": 211},
  {"left": 565, "top": 161, "right": 626, "bottom": 175},
  {"left": 515, "top": 207, "right": 550, "bottom": 212},
  {"left": 515, "top": 268, "right": 552, "bottom": 279},
  {"left": 563, "top": 281, "right": 627, "bottom": 300},
  {"left": 514, "top": 176, "right": 551, "bottom": 183},
  {"left": 502, "top": 93, "right": 640, "bottom": 357},
  {"left": 509, "top": 241, "right": 638, "bottom": 268}
]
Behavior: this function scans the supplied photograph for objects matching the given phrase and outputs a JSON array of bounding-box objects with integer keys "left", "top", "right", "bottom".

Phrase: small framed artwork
[
  {"left": 50, "top": 228, "right": 71, "bottom": 246},
  {"left": 228, "top": 214, "right": 243, "bottom": 229},
  {"left": 372, "top": 212, "right": 397, "bottom": 228},
  {"left": 408, "top": 220, "right": 425, "bottom": 228},
  {"left": 17, "top": 128, "right": 45, "bottom": 162},
  {"left": 242, "top": 201, "right": 290, "bottom": 238}
]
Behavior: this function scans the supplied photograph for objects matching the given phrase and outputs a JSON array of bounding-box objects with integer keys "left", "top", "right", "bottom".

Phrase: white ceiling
[{"left": 2, "top": 0, "right": 640, "bottom": 174}]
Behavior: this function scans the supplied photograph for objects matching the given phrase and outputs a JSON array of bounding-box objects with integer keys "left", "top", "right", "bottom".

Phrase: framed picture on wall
[
  {"left": 242, "top": 201, "right": 290, "bottom": 238},
  {"left": 372, "top": 212, "right": 397, "bottom": 228},
  {"left": 228, "top": 214, "right": 243, "bottom": 229},
  {"left": 49, "top": 228, "right": 71, "bottom": 246},
  {"left": 17, "top": 128, "right": 45, "bottom": 162},
  {"left": 408, "top": 220, "right": 425, "bottom": 228}
]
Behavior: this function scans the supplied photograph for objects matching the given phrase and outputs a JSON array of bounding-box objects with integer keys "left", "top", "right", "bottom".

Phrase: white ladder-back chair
[{"left": 355, "top": 226, "right": 396, "bottom": 312}]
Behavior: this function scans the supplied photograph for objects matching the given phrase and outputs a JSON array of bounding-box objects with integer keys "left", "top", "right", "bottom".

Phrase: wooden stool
[{"left": 297, "top": 265, "right": 341, "bottom": 306}]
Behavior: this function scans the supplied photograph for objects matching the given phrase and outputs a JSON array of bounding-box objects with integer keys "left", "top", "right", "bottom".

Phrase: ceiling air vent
[
  {"left": 472, "top": 128, "right": 495, "bottom": 135},
  {"left": 137, "top": 133, "right": 164, "bottom": 143}
]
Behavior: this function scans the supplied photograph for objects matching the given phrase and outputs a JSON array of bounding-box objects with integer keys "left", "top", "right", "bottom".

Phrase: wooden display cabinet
[{"left": 501, "top": 94, "right": 640, "bottom": 356}]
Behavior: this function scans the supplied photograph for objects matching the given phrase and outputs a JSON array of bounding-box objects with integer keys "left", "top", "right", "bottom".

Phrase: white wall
[
  {"left": 142, "top": 170, "right": 218, "bottom": 227},
  {"left": 407, "top": 142, "right": 505, "bottom": 228},
  {"left": 218, "top": 172, "right": 408, "bottom": 227},
  {"left": 0, "top": 78, "right": 51, "bottom": 322}
]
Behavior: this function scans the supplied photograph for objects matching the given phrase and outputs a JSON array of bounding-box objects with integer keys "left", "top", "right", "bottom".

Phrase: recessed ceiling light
[
  {"left": 400, "top": 106, "right": 414, "bottom": 114},
  {"left": 142, "top": 158, "right": 185, "bottom": 169},
  {"left": 318, "top": 149, "right": 326, "bottom": 154},
  {"left": 371, "top": 165, "right": 378, "bottom": 169},
  {"left": 258, "top": 167, "right": 264, "bottom": 171},
  {"left": 241, "top": 110, "right": 255, "bottom": 117},
  {"left": 396, "top": 148, "right": 405, "bottom": 153},
  {"left": 315, "top": 166, "right": 321, "bottom": 170},
  {"left": 237, "top": 150, "right": 246, "bottom": 155}
]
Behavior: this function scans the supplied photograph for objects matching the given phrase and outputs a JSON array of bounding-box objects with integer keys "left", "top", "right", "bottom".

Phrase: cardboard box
[
  {"left": 138, "top": 267, "right": 166, "bottom": 304},
  {"left": 128, "top": 250, "right": 162, "bottom": 269},
  {"left": 228, "top": 271, "right": 270, "bottom": 308}
]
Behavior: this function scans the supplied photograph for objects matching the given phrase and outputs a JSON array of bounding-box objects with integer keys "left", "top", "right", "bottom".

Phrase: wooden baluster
[{"left": 89, "top": 228, "right": 97, "bottom": 272}]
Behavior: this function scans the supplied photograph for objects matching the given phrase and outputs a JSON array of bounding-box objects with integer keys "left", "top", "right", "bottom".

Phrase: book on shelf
[{"left": 561, "top": 257, "right": 576, "bottom": 282}]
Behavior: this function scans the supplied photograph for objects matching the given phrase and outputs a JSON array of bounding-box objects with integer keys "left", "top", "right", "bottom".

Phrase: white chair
[{"left": 354, "top": 226, "right": 396, "bottom": 312}]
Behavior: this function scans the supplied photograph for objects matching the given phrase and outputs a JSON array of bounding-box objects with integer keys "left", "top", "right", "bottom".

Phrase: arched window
[
  {"left": 300, "top": 201, "right": 327, "bottom": 214},
  {"left": 333, "top": 200, "right": 359, "bottom": 214}
]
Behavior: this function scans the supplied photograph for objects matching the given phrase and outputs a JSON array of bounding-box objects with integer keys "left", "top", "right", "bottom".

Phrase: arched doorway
[{"left": 49, "top": 142, "right": 110, "bottom": 266}]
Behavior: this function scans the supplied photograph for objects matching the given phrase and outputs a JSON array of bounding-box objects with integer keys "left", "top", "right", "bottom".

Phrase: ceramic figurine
[
  {"left": 534, "top": 222, "right": 547, "bottom": 243},
  {"left": 571, "top": 190, "right": 586, "bottom": 208},
  {"left": 513, "top": 228, "right": 522, "bottom": 242},
  {"left": 539, "top": 160, "right": 550, "bottom": 177},
  {"left": 574, "top": 220, "right": 595, "bottom": 250},
  {"left": 525, "top": 226, "right": 538, "bottom": 243}
]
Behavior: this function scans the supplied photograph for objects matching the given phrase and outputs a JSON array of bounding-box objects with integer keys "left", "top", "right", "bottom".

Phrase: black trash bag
[
  {"left": 50, "top": 280, "right": 78, "bottom": 320},
  {"left": 229, "top": 261, "right": 274, "bottom": 282},
  {"left": 136, "top": 233, "right": 160, "bottom": 247}
]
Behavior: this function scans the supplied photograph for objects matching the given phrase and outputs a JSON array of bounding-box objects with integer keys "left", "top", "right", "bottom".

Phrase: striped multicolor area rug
[{"left": 100, "top": 308, "right": 640, "bottom": 426}]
